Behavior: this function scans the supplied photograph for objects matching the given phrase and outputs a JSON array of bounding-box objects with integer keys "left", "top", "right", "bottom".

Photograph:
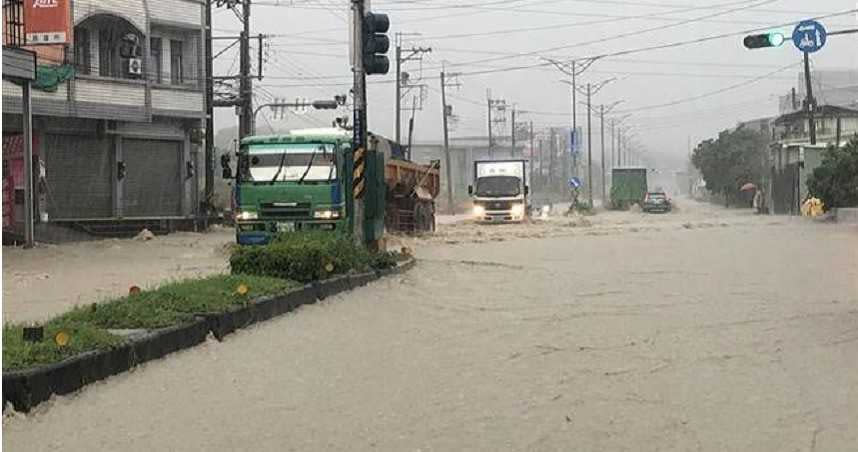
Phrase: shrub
[
  {"left": 230, "top": 232, "right": 400, "bottom": 282},
  {"left": 807, "top": 137, "right": 858, "bottom": 210}
]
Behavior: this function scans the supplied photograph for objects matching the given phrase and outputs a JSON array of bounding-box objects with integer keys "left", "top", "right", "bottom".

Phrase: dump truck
[
  {"left": 222, "top": 128, "right": 439, "bottom": 245},
  {"left": 468, "top": 159, "right": 529, "bottom": 223},
  {"left": 610, "top": 166, "right": 648, "bottom": 210}
]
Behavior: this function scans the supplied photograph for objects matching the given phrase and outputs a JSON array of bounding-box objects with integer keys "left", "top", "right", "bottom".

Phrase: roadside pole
[
  {"left": 571, "top": 61, "right": 577, "bottom": 177},
  {"left": 586, "top": 83, "right": 593, "bottom": 208},
  {"left": 510, "top": 107, "right": 516, "bottom": 157},
  {"left": 487, "top": 92, "right": 493, "bottom": 158},
  {"left": 600, "top": 104, "right": 606, "bottom": 203},
  {"left": 22, "top": 81, "right": 34, "bottom": 248},
  {"left": 395, "top": 43, "right": 401, "bottom": 144},
  {"left": 351, "top": 0, "right": 366, "bottom": 243},
  {"left": 529, "top": 121, "right": 534, "bottom": 193},
  {"left": 803, "top": 51, "right": 817, "bottom": 145},
  {"left": 441, "top": 71, "right": 454, "bottom": 215}
]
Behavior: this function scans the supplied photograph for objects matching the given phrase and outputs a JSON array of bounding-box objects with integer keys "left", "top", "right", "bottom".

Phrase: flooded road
[{"left": 5, "top": 200, "right": 858, "bottom": 451}]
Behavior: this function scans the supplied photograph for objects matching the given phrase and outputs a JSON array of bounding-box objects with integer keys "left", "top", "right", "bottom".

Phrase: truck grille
[
  {"left": 479, "top": 200, "right": 513, "bottom": 211},
  {"left": 259, "top": 202, "right": 311, "bottom": 219}
]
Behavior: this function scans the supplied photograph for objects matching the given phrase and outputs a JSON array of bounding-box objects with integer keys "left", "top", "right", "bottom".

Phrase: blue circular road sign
[{"left": 792, "top": 20, "right": 827, "bottom": 53}]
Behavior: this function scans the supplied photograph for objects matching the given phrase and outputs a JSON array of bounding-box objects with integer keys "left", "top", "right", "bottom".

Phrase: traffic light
[
  {"left": 363, "top": 12, "right": 390, "bottom": 75},
  {"left": 743, "top": 32, "right": 785, "bottom": 49}
]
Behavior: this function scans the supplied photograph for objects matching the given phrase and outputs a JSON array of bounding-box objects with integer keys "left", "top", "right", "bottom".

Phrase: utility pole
[
  {"left": 549, "top": 128, "right": 556, "bottom": 191},
  {"left": 573, "top": 77, "right": 615, "bottom": 207},
  {"left": 407, "top": 95, "right": 417, "bottom": 158},
  {"left": 395, "top": 44, "right": 401, "bottom": 144},
  {"left": 510, "top": 107, "right": 516, "bottom": 157},
  {"left": 586, "top": 83, "right": 593, "bottom": 207},
  {"left": 238, "top": 0, "right": 253, "bottom": 142},
  {"left": 394, "top": 38, "right": 431, "bottom": 144},
  {"left": 204, "top": 0, "right": 214, "bottom": 217},
  {"left": 537, "top": 137, "right": 544, "bottom": 191},
  {"left": 22, "top": 82, "right": 34, "bottom": 248},
  {"left": 351, "top": 0, "right": 367, "bottom": 242},
  {"left": 600, "top": 104, "right": 606, "bottom": 203},
  {"left": 529, "top": 121, "right": 534, "bottom": 190},
  {"left": 487, "top": 93, "right": 507, "bottom": 158},
  {"left": 571, "top": 61, "right": 577, "bottom": 177},
  {"left": 487, "top": 92, "right": 493, "bottom": 157},
  {"left": 440, "top": 71, "right": 454, "bottom": 214},
  {"left": 803, "top": 52, "right": 816, "bottom": 145},
  {"left": 610, "top": 118, "right": 616, "bottom": 168}
]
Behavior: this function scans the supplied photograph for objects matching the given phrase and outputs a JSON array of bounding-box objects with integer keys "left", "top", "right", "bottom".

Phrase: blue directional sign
[
  {"left": 569, "top": 177, "right": 582, "bottom": 189},
  {"left": 569, "top": 127, "right": 582, "bottom": 154},
  {"left": 792, "top": 20, "right": 827, "bottom": 53}
]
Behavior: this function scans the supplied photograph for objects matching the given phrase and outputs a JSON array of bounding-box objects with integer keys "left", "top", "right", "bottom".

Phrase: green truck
[
  {"left": 609, "top": 167, "right": 648, "bottom": 210},
  {"left": 221, "top": 128, "right": 439, "bottom": 245}
]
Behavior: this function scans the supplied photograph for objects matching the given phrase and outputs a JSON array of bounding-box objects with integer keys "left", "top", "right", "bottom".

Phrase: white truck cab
[{"left": 468, "top": 159, "right": 529, "bottom": 223}]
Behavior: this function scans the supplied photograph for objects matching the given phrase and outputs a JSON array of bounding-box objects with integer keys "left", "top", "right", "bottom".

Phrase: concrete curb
[{"left": 2, "top": 258, "right": 415, "bottom": 413}]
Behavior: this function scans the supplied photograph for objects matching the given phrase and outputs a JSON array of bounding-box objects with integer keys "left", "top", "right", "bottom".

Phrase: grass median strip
[
  {"left": 3, "top": 274, "right": 296, "bottom": 371},
  {"left": 4, "top": 232, "right": 407, "bottom": 372}
]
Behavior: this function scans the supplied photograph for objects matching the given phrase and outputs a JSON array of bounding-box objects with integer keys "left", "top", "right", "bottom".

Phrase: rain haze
[
  {"left": 214, "top": 0, "right": 858, "bottom": 170},
  {"left": 3, "top": 0, "right": 858, "bottom": 450}
]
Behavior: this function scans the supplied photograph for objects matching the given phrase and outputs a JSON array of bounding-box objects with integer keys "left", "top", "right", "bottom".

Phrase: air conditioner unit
[{"left": 127, "top": 58, "right": 143, "bottom": 76}]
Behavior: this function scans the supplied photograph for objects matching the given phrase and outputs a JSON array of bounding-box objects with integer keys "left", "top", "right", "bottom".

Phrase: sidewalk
[{"left": 2, "top": 227, "right": 234, "bottom": 324}]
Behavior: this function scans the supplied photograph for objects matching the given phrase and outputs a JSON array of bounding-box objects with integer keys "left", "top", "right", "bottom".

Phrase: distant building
[
  {"left": 736, "top": 117, "right": 774, "bottom": 139},
  {"left": 765, "top": 105, "right": 858, "bottom": 215},
  {"left": 3, "top": 0, "right": 206, "bottom": 238},
  {"left": 779, "top": 69, "right": 858, "bottom": 114}
]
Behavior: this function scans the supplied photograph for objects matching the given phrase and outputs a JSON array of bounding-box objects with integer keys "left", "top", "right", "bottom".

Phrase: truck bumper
[
  {"left": 476, "top": 211, "right": 525, "bottom": 223},
  {"left": 235, "top": 219, "right": 345, "bottom": 245}
]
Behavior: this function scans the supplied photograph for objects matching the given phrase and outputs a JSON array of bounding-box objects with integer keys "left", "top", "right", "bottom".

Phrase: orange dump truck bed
[{"left": 384, "top": 158, "right": 441, "bottom": 233}]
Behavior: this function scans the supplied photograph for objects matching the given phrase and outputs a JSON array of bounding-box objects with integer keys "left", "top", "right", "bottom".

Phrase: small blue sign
[
  {"left": 569, "top": 127, "right": 582, "bottom": 154},
  {"left": 792, "top": 20, "right": 827, "bottom": 53},
  {"left": 569, "top": 177, "right": 581, "bottom": 189}
]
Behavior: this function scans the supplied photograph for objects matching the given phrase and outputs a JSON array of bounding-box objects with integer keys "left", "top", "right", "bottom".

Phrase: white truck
[{"left": 468, "top": 159, "right": 529, "bottom": 223}]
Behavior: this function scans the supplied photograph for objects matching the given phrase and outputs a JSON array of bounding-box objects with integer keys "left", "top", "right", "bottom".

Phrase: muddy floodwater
[{"left": 4, "top": 200, "right": 858, "bottom": 451}]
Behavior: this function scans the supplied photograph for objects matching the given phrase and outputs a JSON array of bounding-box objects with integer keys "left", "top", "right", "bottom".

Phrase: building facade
[{"left": 3, "top": 0, "right": 206, "bottom": 235}]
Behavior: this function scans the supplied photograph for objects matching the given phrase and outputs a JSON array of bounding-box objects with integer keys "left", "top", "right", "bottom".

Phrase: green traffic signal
[{"left": 743, "top": 32, "right": 785, "bottom": 49}]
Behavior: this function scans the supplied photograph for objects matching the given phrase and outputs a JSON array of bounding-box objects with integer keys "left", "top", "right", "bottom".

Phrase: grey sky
[{"left": 213, "top": 0, "right": 858, "bottom": 168}]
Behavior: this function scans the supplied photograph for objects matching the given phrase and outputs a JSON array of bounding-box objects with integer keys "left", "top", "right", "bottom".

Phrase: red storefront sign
[{"left": 23, "top": 0, "right": 70, "bottom": 45}]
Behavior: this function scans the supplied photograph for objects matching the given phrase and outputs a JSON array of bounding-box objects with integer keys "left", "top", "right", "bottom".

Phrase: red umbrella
[{"left": 740, "top": 182, "right": 756, "bottom": 192}]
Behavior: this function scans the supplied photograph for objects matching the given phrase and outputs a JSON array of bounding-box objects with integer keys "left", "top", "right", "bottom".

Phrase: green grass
[
  {"left": 3, "top": 321, "right": 122, "bottom": 371},
  {"left": 55, "top": 274, "right": 297, "bottom": 330},
  {"left": 3, "top": 274, "right": 297, "bottom": 371}
]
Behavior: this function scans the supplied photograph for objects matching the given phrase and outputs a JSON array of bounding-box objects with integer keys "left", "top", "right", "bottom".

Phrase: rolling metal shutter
[
  {"left": 44, "top": 134, "right": 113, "bottom": 219},
  {"left": 122, "top": 139, "right": 182, "bottom": 217}
]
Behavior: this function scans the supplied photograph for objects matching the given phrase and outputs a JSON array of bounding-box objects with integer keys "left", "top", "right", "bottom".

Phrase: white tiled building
[{"left": 3, "top": 0, "right": 206, "bottom": 230}]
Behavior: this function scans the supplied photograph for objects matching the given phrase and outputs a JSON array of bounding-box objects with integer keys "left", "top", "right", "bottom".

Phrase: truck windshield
[
  {"left": 475, "top": 175, "right": 521, "bottom": 197},
  {"left": 242, "top": 143, "right": 337, "bottom": 183}
]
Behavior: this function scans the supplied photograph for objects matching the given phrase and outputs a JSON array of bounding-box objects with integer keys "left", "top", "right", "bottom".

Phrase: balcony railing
[{"left": 3, "top": 0, "right": 25, "bottom": 48}]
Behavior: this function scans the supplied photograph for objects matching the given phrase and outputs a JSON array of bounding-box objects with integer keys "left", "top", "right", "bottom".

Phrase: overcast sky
[{"left": 213, "top": 0, "right": 858, "bottom": 168}]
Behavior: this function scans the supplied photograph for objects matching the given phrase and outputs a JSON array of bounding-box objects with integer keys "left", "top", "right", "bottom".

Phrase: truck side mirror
[{"left": 468, "top": 185, "right": 473, "bottom": 195}]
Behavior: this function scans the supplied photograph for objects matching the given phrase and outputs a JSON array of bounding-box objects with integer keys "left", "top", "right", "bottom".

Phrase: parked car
[{"left": 643, "top": 191, "right": 672, "bottom": 213}]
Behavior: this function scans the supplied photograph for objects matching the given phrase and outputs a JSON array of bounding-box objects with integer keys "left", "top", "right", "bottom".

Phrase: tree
[
  {"left": 692, "top": 128, "right": 768, "bottom": 206},
  {"left": 807, "top": 136, "right": 858, "bottom": 210}
]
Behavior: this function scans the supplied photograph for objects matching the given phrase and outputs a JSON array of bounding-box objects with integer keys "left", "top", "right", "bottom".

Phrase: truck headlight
[
  {"left": 313, "top": 210, "right": 340, "bottom": 219},
  {"left": 511, "top": 203, "right": 525, "bottom": 216},
  {"left": 473, "top": 205, "right": 485, "bottom": 217},
  {"left": 236, "top": 211, "right": 258, "bottom": 221}
]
